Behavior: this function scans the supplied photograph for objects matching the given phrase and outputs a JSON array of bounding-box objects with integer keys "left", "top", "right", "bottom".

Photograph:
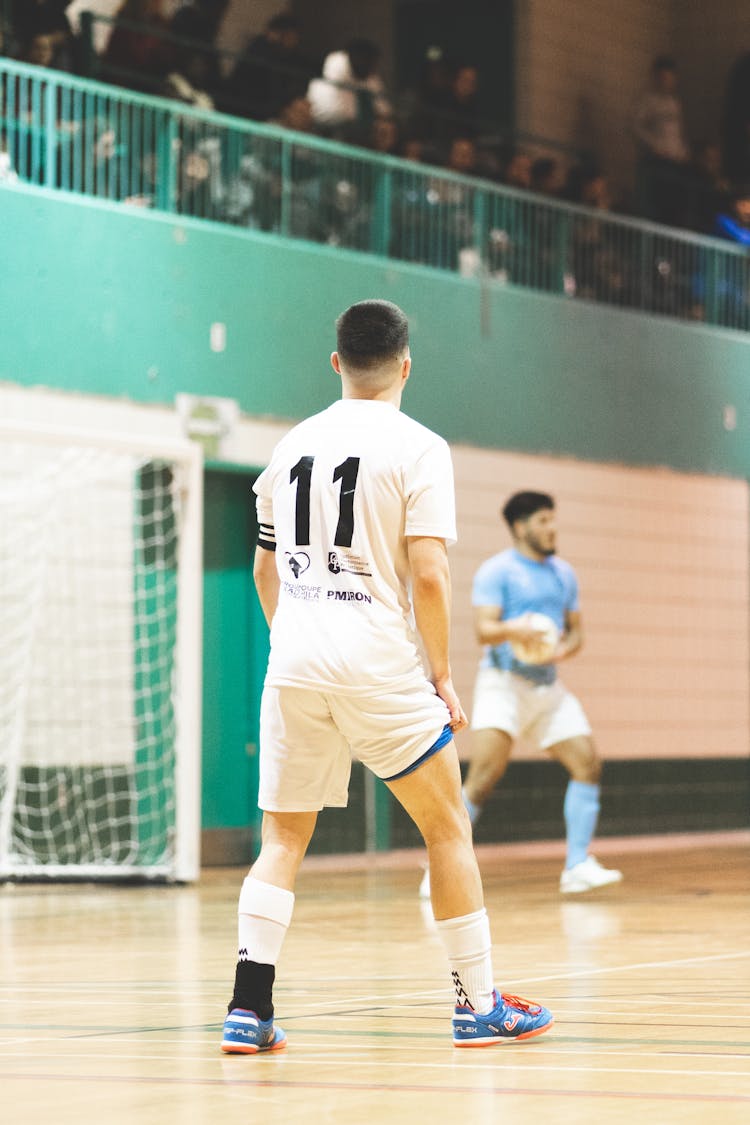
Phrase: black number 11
[{"left": 290, "top": 455, "right": 360, "bottom": 548}]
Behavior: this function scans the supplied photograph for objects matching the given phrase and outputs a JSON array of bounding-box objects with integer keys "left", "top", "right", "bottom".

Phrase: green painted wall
[
  {"left": 202, "top": 470, "right": 264, "bottom": 840},
  {"left": 2, "top": 183, "right": 750, "bottom": 479},
  {"left": 3, "top": 182, "right": 750, "bottom": 856}
]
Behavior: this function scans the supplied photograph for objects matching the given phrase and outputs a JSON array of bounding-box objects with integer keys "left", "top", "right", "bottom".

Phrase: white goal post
[{"left": 0, "top": 419, "right": 203, "bottom": 881}]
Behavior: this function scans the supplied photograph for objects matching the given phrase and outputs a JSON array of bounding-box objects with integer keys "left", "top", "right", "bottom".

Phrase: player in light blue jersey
[{"left": 423, "top": 490, "right": 622, "bottom": 896}]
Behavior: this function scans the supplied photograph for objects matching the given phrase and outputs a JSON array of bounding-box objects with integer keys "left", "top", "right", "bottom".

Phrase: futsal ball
[{"left": 509, "top": 612, "right": 560, "bottom": 665}]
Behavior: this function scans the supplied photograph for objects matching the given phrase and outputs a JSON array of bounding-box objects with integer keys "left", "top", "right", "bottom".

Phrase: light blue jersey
[{"left": 472, "top": 548, "right": 580, "bottom": 685}]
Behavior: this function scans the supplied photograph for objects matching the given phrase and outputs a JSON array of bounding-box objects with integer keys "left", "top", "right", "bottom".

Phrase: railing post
[
  {"left": 557, "top": 209, "right": 570, "bottom": 294},
  {"left": 640, "top": 230, "right": 653, "bottom": 312},
  {"left": 279, "top": 136, "right": 291, "bottom": 237},
  {"left": 156, "top": 111, "right": 178, "bottom": 213},
  {"left": 473, "top": 187, "right": 488, "bottom": 273},
  {"left": 370, "top": 165, "right": 392, "bottom": 257},
  {"left": 79, "top": 11, "right": 97, "bottom": 79},
  {"left": 44, "top": 77, "right": 57, "bottom": 189},
  {"left": 703, "top": 247, "right": 720, "bottom": 327}
]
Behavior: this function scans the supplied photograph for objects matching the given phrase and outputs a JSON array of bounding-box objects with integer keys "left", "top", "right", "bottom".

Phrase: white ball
[{"left": 509, "top": 612, "right": 560, "bottom": 665}]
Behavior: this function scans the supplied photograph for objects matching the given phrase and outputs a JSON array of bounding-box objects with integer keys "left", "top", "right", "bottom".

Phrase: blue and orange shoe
[
  {"left": 453, "top": 990, "right": 553, "bottom": 1046},
  {"left": 221, "top": 1008, "right": 287, "bottom": 1054}
]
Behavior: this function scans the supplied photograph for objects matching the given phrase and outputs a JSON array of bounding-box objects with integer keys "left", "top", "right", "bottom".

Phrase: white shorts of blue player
[{"left": 420, "top": 667, "right": 623, "bottom": 897}]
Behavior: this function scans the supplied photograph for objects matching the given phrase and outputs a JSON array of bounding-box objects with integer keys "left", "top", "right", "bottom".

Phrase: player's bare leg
[
  {"left": 462, "top": 728, "right": 514, "bottom": 809},
  {"left": 251, "top": 809, "right": 319, "bottom": 890},
  {"left": 388, "top": 741, "right": 481, "bottom": 919},
  {"left": 418, "top": 728, "right": 511, "bottom": 900},
  {"left": 389, "top": 743, "right": 553, "bottom": 1041},
  {"left": 546, "top": 734, "right": 601, "bottom": 784}
]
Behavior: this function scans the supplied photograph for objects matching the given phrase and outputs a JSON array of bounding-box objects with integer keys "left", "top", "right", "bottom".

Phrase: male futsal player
[
  {"left": 221, "top": 301, "right": 553, "bottom": 1052},
  {"left": 422, "top": 490, "right": 621, "bottom": 898}
]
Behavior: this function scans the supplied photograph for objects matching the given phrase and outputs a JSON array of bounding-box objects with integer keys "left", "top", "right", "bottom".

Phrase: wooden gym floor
[{"left": 1, "top": 832, "right": 749, "bottom": 1125}]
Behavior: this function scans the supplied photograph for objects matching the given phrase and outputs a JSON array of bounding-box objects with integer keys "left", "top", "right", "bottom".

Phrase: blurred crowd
[{"left": 1, "top": 2, "right": 749, "bottom": 321}]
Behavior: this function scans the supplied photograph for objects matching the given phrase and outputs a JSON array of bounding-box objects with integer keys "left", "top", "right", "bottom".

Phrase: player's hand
[
  {"left": 505, "top": 613, "right": 550, "bottom": 645},
  {"left": 434, "top": 675, "right": 468, "bottom": 732}
]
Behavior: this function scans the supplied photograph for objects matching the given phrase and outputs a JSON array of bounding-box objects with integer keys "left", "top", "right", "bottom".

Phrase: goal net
[{"left": 0, "top": 421, "right": 202, "bottom": 881}]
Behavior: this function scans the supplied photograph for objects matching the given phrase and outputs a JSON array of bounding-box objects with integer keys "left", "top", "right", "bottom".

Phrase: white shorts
[
  {"left": 258, "top": 682, "right": 451, "bottom": 812},
  {"left": 470, "top": 666, "right": 591, "bottom": 751}
]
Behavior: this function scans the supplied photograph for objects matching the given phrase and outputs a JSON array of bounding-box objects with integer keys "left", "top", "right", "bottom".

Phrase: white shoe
[
  {"left": 560, "top": 855, "right": 623, "bottom": 894},
  {"left": 418, "top": 867, "right": 431, "bottom": 899}
]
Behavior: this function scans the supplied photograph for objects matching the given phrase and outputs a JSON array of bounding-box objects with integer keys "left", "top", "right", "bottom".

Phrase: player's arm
[
  {"left": 407, "top": 535, "right": 467, "bottom": 732},
  {"left": 473, "top": 605, "right": 549, "bottom": 646},
  {"left": 554, "top": 608, "right": 583, "bottom": 661},
  {"left": 253, "top": 543, "right": 280, "bottom": 628}
]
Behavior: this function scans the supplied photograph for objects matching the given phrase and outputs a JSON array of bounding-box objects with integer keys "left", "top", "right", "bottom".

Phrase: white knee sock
[
  {"left": 434, "top": 908, "right": 495, "bottom": 1015},
  {"left": 237, "top": 876, "right": 295, "bottom": 965}
]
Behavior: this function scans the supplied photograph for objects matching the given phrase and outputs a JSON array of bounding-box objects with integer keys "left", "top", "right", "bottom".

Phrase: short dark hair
[
  {"left": 346, "top": 39, "right": 381, "bottom": 79},
  {"left": 502, "top": 490, "right": 554, "bottom": 528},
  {"left": 335, "top": 300, "right": 409, "bottom": 369},
  {"left": 267, "top": 13, "right": 299, "bottom": 34},
  {"left": 653, "top": 55, "right": 676, "bottom": 73}
]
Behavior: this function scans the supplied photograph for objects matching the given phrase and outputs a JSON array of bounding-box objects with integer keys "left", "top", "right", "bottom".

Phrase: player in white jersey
[{"left": 221, "top": 300, "right": 553, "bottom": 1053}]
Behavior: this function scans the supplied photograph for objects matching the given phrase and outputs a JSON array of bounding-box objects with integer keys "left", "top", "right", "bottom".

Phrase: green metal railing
[{"left": 2, "top": 58, "right": 749, "bottom": 332}]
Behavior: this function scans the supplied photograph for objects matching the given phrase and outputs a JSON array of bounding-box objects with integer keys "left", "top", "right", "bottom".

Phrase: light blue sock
[
  {"left": 462, "top": 788, "right": 481, "bottom": 825},
  {"left": 563, "top": 780, "right": 600, "bottom": 869}
]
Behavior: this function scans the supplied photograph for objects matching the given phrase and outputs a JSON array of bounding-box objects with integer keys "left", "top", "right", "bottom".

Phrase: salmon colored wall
[{"left": 450, "top": 445, "right": 749, "bottom": 762}]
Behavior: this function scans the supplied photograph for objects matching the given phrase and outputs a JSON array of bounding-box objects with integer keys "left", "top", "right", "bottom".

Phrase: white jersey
[{"left": 254, "top": 398, "right": 457, "bottom": 693}]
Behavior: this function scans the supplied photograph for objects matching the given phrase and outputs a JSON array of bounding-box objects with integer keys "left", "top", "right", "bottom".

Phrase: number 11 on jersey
[{"left": 290, "top": 456, "right": 360, "bottom": 549}]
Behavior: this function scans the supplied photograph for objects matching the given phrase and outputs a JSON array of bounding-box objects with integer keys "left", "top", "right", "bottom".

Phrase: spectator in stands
[
  {"left": 530, "top": 157, "right": 562, "bottom": 197},
  {"left": 307, "top": 39, "right": 391, "bottom": 145},
  {"left": 715, "top": 184, "right": 750, "bottom": 246},
  {"left": 270, "top": 95, "right": 316, "bottom": 135},
  {"left": 369, "top": 114, "right": 400, "bottom": 156},
  {"left": 488, "top": 150, "right": 546, "bottom": 284},
  {"left": 712, "top": 185, "right": 750, "bottom": 329},
  {"left": 503, "top": 149, "right": 532, "bottom": 190},
  {"left": 170, "top": 0, "right": 228, "bottom": 42},
  {"left": 400, "top": 46, "right": 451, "bottom": 137},
  {"left": 0, "top": 144, "right": 18, "bottom": 183},
  {"left": 104, "top": 0, "right": 175, "bottom": 94},
  {"left": 165, "top": 0, "right": 225, "bottom": 107},
  {"left": 427, "top": 136, "right": 479, "bottom": 270},
  {"left": 221, "top": 12, "right": 313, "bottom": 122},
  {"left": 720, "top": 52, "right": 750, "bottom": 188},
  {"left": 633, "top": 56, "right": 690, "bottom": 225},
  {"left": 446, "top": 135, "right": 478, "bottom": 177},
  {"left": 163, "top": 67, "right": 214, "bottom": 109},
  {"left": 414, "top": 61, "right": 482, "bottom": 144},
  {"left": 224, "top": 93, "right": 323, "bottom": 239},
  {"left": 566, "top": 167, "right": 626, "bottom": 304},
  {"left": 686, "top": 140, "right": 731, "bottom": 234},
  {"left": 11, "top": 0, "right": 75, "bottom": 71},
  {"left": 401, "top": 136, "right": 427, "bottom": 164}
]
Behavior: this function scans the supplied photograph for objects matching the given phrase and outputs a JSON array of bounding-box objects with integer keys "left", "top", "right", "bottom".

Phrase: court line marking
[
  {"left": 3, "top": 1054, "right": 750, "bottom": 1081},
  {"left": 508, "top": 948, "right": 750, "bottom": 987},
  {"left": 1, "top": 1071, "right": 749, "bottom": 1103}
]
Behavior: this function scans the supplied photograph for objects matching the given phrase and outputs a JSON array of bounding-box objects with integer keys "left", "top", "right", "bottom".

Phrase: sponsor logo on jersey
[
  {"left": 328, "top": 550, "right": 372, "bottom": 577},
  {"left": 282, "top": 581, "right": 321, "bottom": 600},
  {"left": 326, "top": 590, "right": 373, "bottom": 604},
  {"left": 286, "top": 551, "right": 310, "bottom": 578}
]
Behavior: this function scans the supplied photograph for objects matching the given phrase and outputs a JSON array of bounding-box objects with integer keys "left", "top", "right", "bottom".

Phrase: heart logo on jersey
[{"left": 286, "top": 551, "right": 310, "bottom": 579}]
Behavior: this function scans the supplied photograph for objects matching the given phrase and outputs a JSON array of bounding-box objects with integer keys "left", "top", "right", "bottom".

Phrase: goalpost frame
[{"left": 0, "top": 419, "right": 204, "bottom": 882}]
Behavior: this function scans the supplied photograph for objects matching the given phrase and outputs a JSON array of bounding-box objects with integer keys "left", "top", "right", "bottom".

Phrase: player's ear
[
  {"left": 331, "top": 351, "right": 342, "bottom": 374},
  {"left": 401, "top": 354, "right": 411, "bottom": 383}
]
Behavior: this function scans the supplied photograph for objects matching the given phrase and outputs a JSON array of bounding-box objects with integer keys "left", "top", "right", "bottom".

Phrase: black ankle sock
[{"left": 229, "top": 960, "right": 275, "bottom": 1021}]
